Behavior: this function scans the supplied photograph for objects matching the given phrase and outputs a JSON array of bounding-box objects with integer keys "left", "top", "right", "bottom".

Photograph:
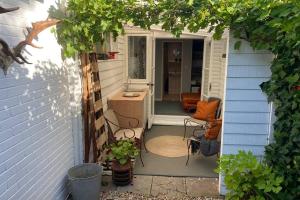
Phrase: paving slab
[
  {"left": 101, "top": 175, "right": 117, "bottom": 192},
  {"left": 151, "top": 176, "right": 186, "bottom": 198},
  {"left": 186, "top": 177, "right": 219, "bottom": 197},
  {"left": 116, "top": 175, "right": 152, "bottom": 195}
]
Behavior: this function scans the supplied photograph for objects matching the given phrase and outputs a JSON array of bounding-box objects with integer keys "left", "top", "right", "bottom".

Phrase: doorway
[
  {"left": 154, "top": 39, "right": 204, "bottom": 116},
  {"left": 163, "top": 42, "right": 182, "bottom": 101}
]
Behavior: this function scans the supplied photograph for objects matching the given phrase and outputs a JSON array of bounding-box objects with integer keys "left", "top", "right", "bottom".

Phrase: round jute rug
[{"left": 145, "top": 135, "right": 188, "bottom": 158}]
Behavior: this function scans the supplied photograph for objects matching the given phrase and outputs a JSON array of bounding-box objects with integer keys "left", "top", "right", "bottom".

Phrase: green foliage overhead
[
  {"left": 217, "top": 151, "right": 283, "bottom": 200},
  {"left": 108, "top": 139, "right": 139, "bottom": 165},
  {"left": 53, "top": 0, "right": 139, "bottom": 57}
]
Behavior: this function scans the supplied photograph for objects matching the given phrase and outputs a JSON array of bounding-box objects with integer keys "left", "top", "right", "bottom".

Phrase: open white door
[
  {"left": 207, "top": 38, "right": 227, "bottom": 99},
  {"left": 124, "top": 32, "right": 154, "bottom": 129},
  {"left": 201, "top": 37, "right": 211, "bottom": 100},
  {"left": 147, "top": 35, "right": 155, "bottom": 129},
  {"left": 201, "top": 37, "right": 227, "bottom": 100}
]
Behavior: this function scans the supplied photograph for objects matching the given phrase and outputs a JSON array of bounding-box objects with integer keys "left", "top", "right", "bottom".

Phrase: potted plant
[{"left": 108, "top": 139, "right": 139, "bottom": 186}]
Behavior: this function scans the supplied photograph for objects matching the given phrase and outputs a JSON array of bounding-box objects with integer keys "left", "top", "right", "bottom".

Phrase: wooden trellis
[{"left": 81, "top": 53, "right": 107, "bottom": 163}]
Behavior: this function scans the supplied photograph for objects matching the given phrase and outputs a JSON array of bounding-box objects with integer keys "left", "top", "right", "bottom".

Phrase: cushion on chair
[
  {"left": 193, "top": 100, "right": 219, "bottom": 121},
  {"left": 114, "top": 128, "right": 143, "bottom": 140},
  {"left": 104, "top": 109, "right": 120, "bottom": 134},
  {"left": 204, "top": 119, "right": 222, "bottom": 139}
]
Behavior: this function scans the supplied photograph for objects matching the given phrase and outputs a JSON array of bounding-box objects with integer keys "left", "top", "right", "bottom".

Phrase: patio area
[
  {"left": 100, "top": 175, "right": 224, "bottom": 200},
  {"left": 133, "top": 125, "right": 219, "bottom": 178}
]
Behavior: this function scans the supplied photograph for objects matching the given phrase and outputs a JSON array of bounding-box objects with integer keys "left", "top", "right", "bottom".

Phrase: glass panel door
[{"left": 128, "top": 36, "right": 147, "bottom": 79}]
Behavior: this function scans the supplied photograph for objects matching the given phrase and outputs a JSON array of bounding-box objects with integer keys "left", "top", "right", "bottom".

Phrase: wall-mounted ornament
[
  {"left": 0, "top": 6, "right": 19, "bottom": 14},
  {"left": 0, "top": 6, "right": 60, "bottom": 75}
]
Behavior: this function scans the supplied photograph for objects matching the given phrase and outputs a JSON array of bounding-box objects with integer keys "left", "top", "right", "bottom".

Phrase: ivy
[{"left": 128, "top": 1, "right": 300, "bottom": 198}]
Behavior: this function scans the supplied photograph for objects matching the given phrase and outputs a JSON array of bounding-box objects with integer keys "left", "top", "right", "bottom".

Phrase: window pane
[
  {"left": 95, "top": 33, "right": 111, "bottom": 54},
  {"left": 128, "top": 36, "right": 146, "bottom": 79}
]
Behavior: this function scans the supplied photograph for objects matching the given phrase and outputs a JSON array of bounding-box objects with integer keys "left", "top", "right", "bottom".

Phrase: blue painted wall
[{"left": 220, "top": 36, "right": 273, "bottom": 194}]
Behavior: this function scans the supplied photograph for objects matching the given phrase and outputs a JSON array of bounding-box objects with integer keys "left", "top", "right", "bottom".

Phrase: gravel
[{"left": 100, "top": 191, "right": 224, "bottom": 200}]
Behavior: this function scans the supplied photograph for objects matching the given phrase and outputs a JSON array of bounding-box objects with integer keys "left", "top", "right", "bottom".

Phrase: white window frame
[{"left": 125, "top": 33, "right": 152, "bottom": 83}]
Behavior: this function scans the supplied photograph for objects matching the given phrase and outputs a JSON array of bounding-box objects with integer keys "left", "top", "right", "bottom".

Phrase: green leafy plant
[
  {"left": 52, "top": 0, "right": 137, "bottom": 57},
  {"left": 217, "top": 151, "right": 283, "bottom": 200},
  {"left": 108, "top": 140, "right": 139, "bottom": 165}
]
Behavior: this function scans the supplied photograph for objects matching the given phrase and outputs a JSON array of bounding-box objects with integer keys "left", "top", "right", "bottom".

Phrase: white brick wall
[{"left": 0, "top": 1, "right": 81, "bottom": 200}]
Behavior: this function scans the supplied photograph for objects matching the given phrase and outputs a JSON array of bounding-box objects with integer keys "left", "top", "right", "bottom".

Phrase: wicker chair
[{"left": 104, "top": 109, "right": 147, "bottom": 166}]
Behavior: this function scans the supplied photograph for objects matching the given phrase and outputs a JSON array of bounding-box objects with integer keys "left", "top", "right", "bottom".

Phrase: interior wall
[
  {"left": 155, "top": 40, "right": 163, "bottom": 100},
  {"left": 155, "top": 39, "right": 193, "bottom": 101},
  {"left": 181, "top": 40, "right": 193, "bottom": 93}
]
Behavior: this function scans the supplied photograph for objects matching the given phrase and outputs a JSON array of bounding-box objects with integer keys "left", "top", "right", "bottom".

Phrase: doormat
[{"left": 146, "top": 136, "right": 188, "bottom": 158}]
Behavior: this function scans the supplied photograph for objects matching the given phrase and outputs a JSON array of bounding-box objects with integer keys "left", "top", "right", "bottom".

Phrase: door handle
[
  {"left": 147, "top": 83, "right": 154, "bottom": 86},
  {"left": 209, "top": 83, "right": 212, "bottom": 91}
]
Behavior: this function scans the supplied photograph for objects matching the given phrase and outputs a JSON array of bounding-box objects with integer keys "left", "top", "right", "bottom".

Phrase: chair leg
[
  {"left": 186, "top": 140, "right": 191, "bottom": 166},
  {"left": 142, "top": 129, "right": 148, "bottom": 153},
  {"left": 183, "top": 119, "right": 187, "bottom": 139},
  {"left": 139, "top": 139, "right": 145, "bottom": 167}
]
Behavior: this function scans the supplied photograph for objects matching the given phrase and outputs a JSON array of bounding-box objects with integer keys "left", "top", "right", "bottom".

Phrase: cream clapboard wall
[
  {"left": 220, "top": 36, "right": 273, "bottom": 194},
  {"left": 0, "top": 1, "right": 81, "bottom": 200},
  {"left": 99, "top": 36, "right": 126, "bottom": 111}
]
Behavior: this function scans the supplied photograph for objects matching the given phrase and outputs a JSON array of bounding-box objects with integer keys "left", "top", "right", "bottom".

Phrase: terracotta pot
[{"left": 108, "top": 51, "right": 119, "bottom": 59}]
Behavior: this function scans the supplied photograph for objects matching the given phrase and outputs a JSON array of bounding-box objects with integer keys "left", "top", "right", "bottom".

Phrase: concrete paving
[{"left": 101, "top": 175, "right": 223, "bottom": 199}]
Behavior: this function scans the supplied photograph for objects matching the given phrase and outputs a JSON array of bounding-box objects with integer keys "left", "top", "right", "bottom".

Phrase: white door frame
[
  {"left": 201, "top": 37, "right": 211, "bottom": 100},
  {"left": 153, "top": 36, "right": 205, "bottom": 121}
]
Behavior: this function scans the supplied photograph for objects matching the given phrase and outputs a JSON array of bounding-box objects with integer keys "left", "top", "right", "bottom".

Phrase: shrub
[{"left": 216, "top": 151, "right": 283, "bottom": 200}]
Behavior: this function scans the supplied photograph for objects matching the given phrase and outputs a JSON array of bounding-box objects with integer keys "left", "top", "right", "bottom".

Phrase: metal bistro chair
[
  {"left": 186, "top": 119, "right": 222, "bottom": 165},
  {"left": 183, "top": 97, "right": 222, "bottom": 139},
  {"left": 104, "top": 109, "right": 147, "bottom": 166}
]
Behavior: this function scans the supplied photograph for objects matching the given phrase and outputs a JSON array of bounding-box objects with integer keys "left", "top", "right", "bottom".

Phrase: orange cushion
[
  {"left": 193, "top": 100, "right": 219, "bottom": 121},
  {"left": 205, "top": 119, "right": 222, "bottom": 140}
]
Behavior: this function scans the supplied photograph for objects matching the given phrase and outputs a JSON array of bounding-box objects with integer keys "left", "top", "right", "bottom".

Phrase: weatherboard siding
[
  {"left": 220, "top": 37, "right": 273, "bottom": 194},
  {"left": 99, "top": 36, "right": 125, "bottom": 111}
]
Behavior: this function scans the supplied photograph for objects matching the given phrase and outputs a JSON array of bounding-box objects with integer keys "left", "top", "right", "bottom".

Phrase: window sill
[{"left": 98, "top": 59, "right": 123, "bottom": 63}]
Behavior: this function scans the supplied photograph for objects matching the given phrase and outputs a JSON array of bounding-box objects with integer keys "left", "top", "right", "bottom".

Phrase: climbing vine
[
  {"left": 128, "top": 2, "right": 300, "bottom": 198},
  {"left": 56, "top": 0, "right": 300, "bottom": 198}
]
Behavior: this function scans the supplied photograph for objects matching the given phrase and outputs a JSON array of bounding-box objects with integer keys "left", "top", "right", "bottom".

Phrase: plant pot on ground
[{"left": 108, "top": 139, "right": 139, "bottom": 186}]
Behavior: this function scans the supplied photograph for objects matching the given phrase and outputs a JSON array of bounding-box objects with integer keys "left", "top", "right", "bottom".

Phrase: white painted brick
[
  {"left": 0, "top": 84, "right": 27, "bottom": 100},
  {"left": 0, "top": 182, "right": 6, "bottom": 196},
  {"left": 0, "top": 1, "right": 80, "bottom": 200},
  {"left": 0, "top": 97, "right": 19, "bottom": 110},
  {"left": 0, "top": 109, "right": 10, "bottom": 122}
]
